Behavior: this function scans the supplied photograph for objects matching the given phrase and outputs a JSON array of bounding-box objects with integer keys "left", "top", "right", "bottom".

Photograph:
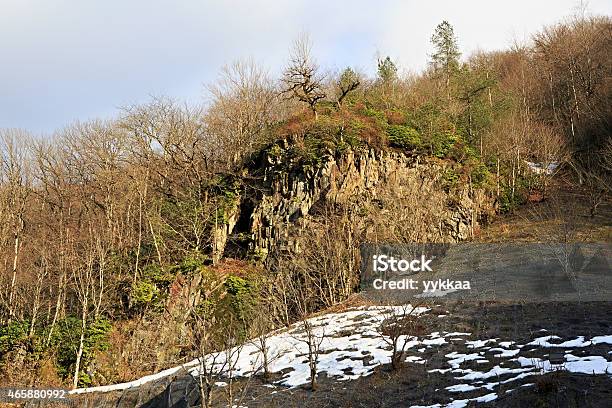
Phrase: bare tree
[
  {"left": 282, "top": 34, "right": 326, "bottom": 120},
  {"left": 378, "top": 305, "right": 425, "bottom": 370},
  {"left": 602, "top": 139, "right": 612, "bottom": 173},
  {"left": 569, "top": 153, "right": 611, "bottom": 218},
  {"left": 188, "top": 303, "right": 252, "bottom": 408},
  {"left": 525, "top": 194, "right": 586, "bottom": 300},
  {"left": 336, "top": 67, "right": 360, "bottom": 107},
  {"left": 249, "top": 302, "right": 276, "bottom": 379},
  {"left": 206, "top": 59, "right": 278, "bottom": 167},
  {"left": 293, "top": 317, "right": 326, "bottom": 391},
  {"left": 0, "top": 129, "right": 32, "bottom": 324},
  {"left": 189, "top": 304, "right": 223, "bottom": 408}
]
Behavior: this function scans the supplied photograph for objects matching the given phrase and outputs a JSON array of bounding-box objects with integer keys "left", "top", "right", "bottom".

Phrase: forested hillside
[{"left": 0, "top": 14, "right": 610, "bottom": 393}]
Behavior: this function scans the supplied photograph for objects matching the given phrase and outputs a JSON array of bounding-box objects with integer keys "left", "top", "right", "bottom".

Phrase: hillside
[
  {"left": 1, "top": 12, "right": 611, "bottom": 408},
  {"left": 65, "top": 301, "right": 612, "bottom": 407},
  {"left": 22, "top": 191, "right": 612, "bottom": 408}
]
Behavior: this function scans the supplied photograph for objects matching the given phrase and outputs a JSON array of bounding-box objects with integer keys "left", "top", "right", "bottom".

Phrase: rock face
[
  {"left": 212, "top": 198, "right": 240, "bottom": 263},
  {"left": 222, "top": 145, "right": 495, "bottom": 261}
]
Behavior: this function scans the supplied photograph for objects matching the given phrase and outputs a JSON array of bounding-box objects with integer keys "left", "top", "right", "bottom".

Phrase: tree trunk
[
  {"left": 259, "top": 336, "right": 270, "bottom": 379},
  {"left": 72, "top": 306, "right": 88, "bottom": 389},
  {"left": 8, "top": 232, "right": 20, "bottom": 322},
  {"left": 29, "top": 268, "right": 44, "bottom": 337},
  {"left": 496, "top": 158, "right": 501, "bottom": 198}
]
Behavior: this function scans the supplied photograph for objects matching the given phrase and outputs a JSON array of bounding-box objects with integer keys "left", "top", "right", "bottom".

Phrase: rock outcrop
[{"left": 218, "top": 143, "right": 495, "bottom": 262}]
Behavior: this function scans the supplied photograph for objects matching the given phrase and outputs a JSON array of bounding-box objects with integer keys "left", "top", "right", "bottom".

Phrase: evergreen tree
[
  {"left": 377, "top": 56, "right": 398, "bottom": 83},
  {"left": 430, "top": 21, "right": 461, "bottom": 96}
]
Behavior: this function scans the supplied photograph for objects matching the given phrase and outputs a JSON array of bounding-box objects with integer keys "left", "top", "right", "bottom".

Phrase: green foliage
[
  {"left": 143, "top": 264, "right": 174, "bottom": 287},
  {"left": 224, "top": 275, "right": 256, "bottom": 320},
  {"left": 131, "top": 280, "right": 159, "bottom": 307},
  {"left": 267, "top": 143, "right": 283, "bottom": 159},
  {"left": 498, "top": 180, "right": 528, "bottom": 213},
  {"left": 51, "top": 317, "right": 81, "bottom": 379},
  {"left": 387, "top": 125, "right": 422, "bottom": 150},
  {"left": 362, "top": 107, "right": 387, "bottom": 123},
  {"left": 193, "top": 297, "right": 217, "bottom": 322},
  {"left": 220, "top": 275, "right": 260, "bottom": 340},
  {"left": 131, "top": 254, "right": 206, "bottom": 313},
  {"left": 338, "top": 119, "right": 367, "bottom": 151},
  {"left": 191, "top": 271, "right": 262, "bottom": 344},
  {"left": 337, "top": 67, "right": 361, "bottom": 104},
  {"left": 453, "top": 66, "right": 497, "bottom": 145},
  {"left": 469, "top": 161, "right": 492, "bottom": 188},
  {"left": 276, "top": 116, "right": 357, "bottom": 166},
  {"left": 0, "top": 319, "right": 29, "bottom": 354},
  {"left": 377, "top": 56, "right": 398, "bottom": 83},
  {"left": 247, "top": 247, "right": 268, "bottom": 263},
  {"left": 169, "top": 252, "right": 206, "bottom": 275},
  {"left": 49, "top": 316, "right": 112, "bottom": 386},
  {"left": 84, "top": 318, "right": 112, "bottom": 355},
  {"left": 129, "top": 265, "right": 169, "bottom": 312},
  {"left": 209, "top": 176, "right": 240, "bottom": 226},
  {"left": 339, "top": 67, "right": 359, "bottom": 88},
  {"left": 423, "top": 131, "right": 477, "bottom": 161},
  {"left": 430, "top": 131, "right": 459, "bottom": 158},
  {"left": 440, "top": 167, "right": 460, "bottom": 192},
  {"left": 430, "top": 20, "right": 461, "bottom": 75}
]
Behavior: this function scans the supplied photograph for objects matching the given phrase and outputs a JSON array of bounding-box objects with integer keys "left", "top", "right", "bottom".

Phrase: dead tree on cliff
[{"left": 282, "top": 34, "right": 326, "bottom": 120}]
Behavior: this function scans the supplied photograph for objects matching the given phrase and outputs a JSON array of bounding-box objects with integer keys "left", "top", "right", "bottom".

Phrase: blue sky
[{"left": 1, "top": 0, "right": 610, "bottom": 134}]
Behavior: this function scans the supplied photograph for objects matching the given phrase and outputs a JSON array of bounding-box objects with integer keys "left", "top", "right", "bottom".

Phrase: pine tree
[
  {"left": 430, "top": 21, "right": 461, "bottom": 98},
  {"left": 377, "top": 56, "right": 398, "bottom": 84}
]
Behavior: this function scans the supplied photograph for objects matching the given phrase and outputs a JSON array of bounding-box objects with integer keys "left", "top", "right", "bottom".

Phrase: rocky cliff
[{"left": 214, "top": 141, "right": 495, "bottom": 262}]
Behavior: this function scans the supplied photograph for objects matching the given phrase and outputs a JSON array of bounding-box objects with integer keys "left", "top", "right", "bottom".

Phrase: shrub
[
  {"left": 52, "top": 317, "right": 81, "bottom": 380},
  {"left": 170, "top": 253, "right": 206, "bottom": 275},
  {"left": 131, "top": 280, "right": 159, "bottom": 307},
  {"left": 0, "top": 320, "right": 29, "bottom": 354},
  {"left": 387, "top": 125, "right": 422, "bottom": 150},
  {"left": 267, "top": 143, "right": 283, "bottom": 159},
  {"left": 224, "top": 275, "right": 256, "bottom": 319},
  {"left": 430, "top": 131, "right": 457, "bottom": 158},
  {"left": 498, "top": 181, "right": 528, "bottom": 213},
  {"left": 440, "top": 167, "right": 460, "bottom": 192},
  {"left": 143, "top": 264, "right": 174, "bottom": 287},
  {"left": 50, "top": 316, "right": 112, "bottom": 387},
  {"left": 469, "top": 161, "right": 492, "bottom": 188},
  {"left": 362, "top": 107, "right": 387, "bottom": 124}
]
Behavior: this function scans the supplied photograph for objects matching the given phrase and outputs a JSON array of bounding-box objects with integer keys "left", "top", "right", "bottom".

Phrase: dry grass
[{"left": 476, "top": 178, "right": 611, "bottom": 243}]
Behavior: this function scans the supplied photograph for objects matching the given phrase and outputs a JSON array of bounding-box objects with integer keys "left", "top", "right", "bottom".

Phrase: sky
[{"left": 1, "top": 0, "right": 610, "bottom": 135}]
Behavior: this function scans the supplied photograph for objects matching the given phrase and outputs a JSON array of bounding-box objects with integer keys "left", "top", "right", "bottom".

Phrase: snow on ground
[
  {"left": 525, "top": 160, "right": 560, "bottom": 175},
  {"left": 70, "top": 305, "right": 612, "bottom": 408},
  {"left": 527, "top": 334, "right": 612, "bottom": 348},
  {"left": 187, "top": 305, "right": 430, "bottom": 387},
  {"left": 70, "top": 305, "right": 428, "bottom": 394}
]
